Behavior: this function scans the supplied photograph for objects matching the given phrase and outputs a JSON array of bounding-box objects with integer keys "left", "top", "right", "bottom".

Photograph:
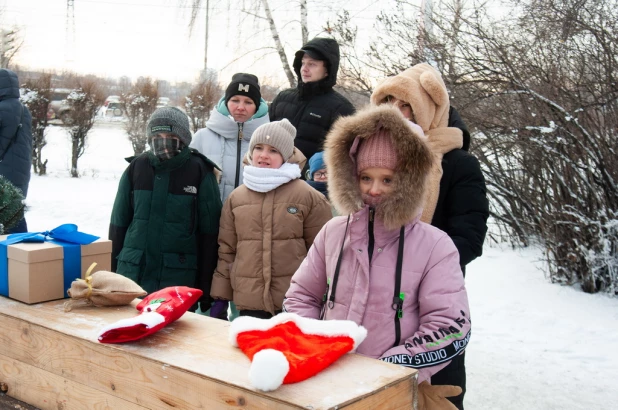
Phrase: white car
[{"left": 103, "top": 96, "right": 125, "bottom": 117}]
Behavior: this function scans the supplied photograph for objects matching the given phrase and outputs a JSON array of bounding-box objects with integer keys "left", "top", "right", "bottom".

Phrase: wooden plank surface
[
  {"left": 0, "top": 394, "right": 39, "bottom": 410},
  {"left": 0, "top": 353, "right": 146, "bottom": 409},
  {"left": 0, "top": 296, "right": 415, "bottom": 409}
]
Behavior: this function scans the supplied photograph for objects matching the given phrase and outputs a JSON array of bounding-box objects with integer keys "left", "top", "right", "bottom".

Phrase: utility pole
[
  {"left": 66, "top": 0, "right": 76, "bottom": 67},
  {"left": 203, "top": 0, "right": 209, "bottom": 74},
  {"left": 417, "top": 0, "right": 434, "bottom": 64}
]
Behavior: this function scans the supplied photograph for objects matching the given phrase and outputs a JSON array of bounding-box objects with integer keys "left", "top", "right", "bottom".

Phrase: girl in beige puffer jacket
[{"left": 210, "top": 119, "right": 332, "bottom": 319}]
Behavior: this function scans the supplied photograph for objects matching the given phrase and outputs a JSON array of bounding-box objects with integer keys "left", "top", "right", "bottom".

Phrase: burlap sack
[{"left": 65, "top": 269, "right": 147, "bottom": 311}]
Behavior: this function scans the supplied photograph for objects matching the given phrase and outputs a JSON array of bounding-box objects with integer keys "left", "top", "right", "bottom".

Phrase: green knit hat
[{"left": 146, "top": 107, "right": 192, "bottom": 146}]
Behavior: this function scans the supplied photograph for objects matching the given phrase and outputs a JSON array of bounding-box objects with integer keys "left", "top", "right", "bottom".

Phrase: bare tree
[
  {"left": 300, "top": 0, "right": 308, "bottom": 45},
  {"left": 185, "top": 73, "right": 221, "bottom": 132},
  {"left": 259, "top": 0, "right": 296, "bottom": 87},
  {"left": 182, "top": 0, "right": 306, "bottom": 88},
  {"left": 332, "top": 0, "right": 618, "bottom": 294},
  {"left": 122, "top": 78, "right": 159, "bottom": 156},
  {"left": 431, "top": 0, "right": 617, "bottom": 293},
  {"left": 20, "top": 74, "right": 52, "bottom": 175},
  {"left": 0, "top": 27, "right": 23, "bottom": 69},
  {"left": 65, "top": 81, "right": 105, "bottom": 178}
]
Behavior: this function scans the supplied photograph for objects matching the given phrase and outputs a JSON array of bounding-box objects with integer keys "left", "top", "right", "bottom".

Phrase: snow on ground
[
  {"left": 465, "top": 246, "right": 618, "bottom": 409},
  {"left": 24, "top": 122, "right": 618, "bottom": 409}
]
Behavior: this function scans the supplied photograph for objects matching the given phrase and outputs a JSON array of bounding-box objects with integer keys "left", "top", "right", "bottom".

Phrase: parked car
[
  {"left": 102, "top": 96, "right": 125, "bottom": 117},
  {"left": 105, "top": 102, "right": 125, "bottom": 117},
  {"left": 47, "top": 88, "right": 74, "bottom": 125}
]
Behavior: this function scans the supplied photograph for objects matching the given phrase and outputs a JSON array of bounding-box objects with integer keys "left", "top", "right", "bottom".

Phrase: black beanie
[{"left": 224, "top": 73, "right": 261, "bottom": 110}]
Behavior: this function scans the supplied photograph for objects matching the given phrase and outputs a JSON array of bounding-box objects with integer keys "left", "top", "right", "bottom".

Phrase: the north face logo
[
  {"left": 183, "top": 186, "right": 197, "bottom": 194},
  {"left": 238, "top": 83, "right": 250, "bottom": 92}
]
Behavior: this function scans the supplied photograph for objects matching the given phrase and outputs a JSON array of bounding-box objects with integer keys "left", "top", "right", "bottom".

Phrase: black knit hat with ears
[{"left": 224, "top": 73, "right": 262, "bottom": 110}]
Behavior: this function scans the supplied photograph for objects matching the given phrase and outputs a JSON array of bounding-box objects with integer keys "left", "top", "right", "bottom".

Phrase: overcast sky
[{"left": 1, "top": 0, "right": 384, "bottom": 86}]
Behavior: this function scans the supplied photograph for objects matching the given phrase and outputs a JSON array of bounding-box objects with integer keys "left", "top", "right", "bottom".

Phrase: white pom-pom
[{"left": 249, "top": 349, "right": 289, "bottom": 391}]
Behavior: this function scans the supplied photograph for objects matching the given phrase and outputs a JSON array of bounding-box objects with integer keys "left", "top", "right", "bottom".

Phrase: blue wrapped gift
[{"left": 0, "top": 225, "right": 112, "bottom": 304}]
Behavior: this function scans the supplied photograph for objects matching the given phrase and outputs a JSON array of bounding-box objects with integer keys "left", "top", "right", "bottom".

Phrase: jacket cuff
[{"left": 210, "top": 275, "right": 233, "bottom": 300}]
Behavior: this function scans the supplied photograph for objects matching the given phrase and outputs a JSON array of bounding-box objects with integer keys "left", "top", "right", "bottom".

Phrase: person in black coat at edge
[
  {"left": 0, "top": 68, "right": 33, "bottom": 233},
  {"left": 371, "top": 63, "right": 489, "bottom": 410},
  {"left": 269, "top": 37, "right": 355, "bottom": 177}
]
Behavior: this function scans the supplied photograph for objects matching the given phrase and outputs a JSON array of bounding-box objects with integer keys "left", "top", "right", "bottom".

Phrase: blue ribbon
[{"left": 0, "top": 224, "right": 100, "bottom": 298}]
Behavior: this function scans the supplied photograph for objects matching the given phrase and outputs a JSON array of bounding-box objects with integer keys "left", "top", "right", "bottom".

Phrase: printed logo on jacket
[{"left": 380, "top": 311, "right": 471, "bottom": 369}]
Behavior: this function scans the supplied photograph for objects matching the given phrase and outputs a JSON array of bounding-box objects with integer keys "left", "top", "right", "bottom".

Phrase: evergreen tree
[{"left": 0, "top": 175, "right": 25, "bottom": 234}]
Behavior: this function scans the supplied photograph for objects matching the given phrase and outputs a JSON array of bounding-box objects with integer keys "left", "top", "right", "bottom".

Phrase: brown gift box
[{"left": 0, "top": 235, "right": 112, "bottom": 304}]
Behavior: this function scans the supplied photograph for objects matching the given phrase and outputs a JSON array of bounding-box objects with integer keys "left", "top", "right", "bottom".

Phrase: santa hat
[
  {"left": 230, "top": 313, "right": 367, "bottom": 391},
  {"left": 98, "top": 286, "right": 202, "bottom": 344}
]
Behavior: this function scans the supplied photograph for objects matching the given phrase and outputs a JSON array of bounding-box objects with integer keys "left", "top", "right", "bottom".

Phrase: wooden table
[{"left": 0, "top": 297, "right": 416, "bottom": 409}]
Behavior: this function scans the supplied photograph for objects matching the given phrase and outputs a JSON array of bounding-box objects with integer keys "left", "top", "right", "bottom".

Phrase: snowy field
[{"left": 24, "top": 122, "right": 618, "bottom": 410}]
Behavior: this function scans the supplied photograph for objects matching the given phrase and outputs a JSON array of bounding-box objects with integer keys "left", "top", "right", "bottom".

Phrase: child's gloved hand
[
  {"left": 209, "top": 300, "right": 229, "bottom": 320},
  {"left": 417, "top": 381, "right": 461, "bottom": 410}
]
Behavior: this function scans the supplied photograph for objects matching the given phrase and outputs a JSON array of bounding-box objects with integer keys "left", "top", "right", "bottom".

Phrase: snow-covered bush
[
  {"left": 20, "top": 74, "right": 52, "bottom": 175},
  {"left": 65, "top": 81, "right": 105, "bottom": 178},
  {"left": 122, "top": 78, "right": 158, "bottom": 155},
  {"left": 184, "top": 75, "right": 220, "bottom": 132},
  {"left": 0, "top": 175, "right": 25, "bottom": 234}
]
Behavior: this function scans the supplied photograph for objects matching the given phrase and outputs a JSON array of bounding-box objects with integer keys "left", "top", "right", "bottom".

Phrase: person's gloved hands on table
[{"left": 417, "top": 381, "right": 462, "bottom": 410}]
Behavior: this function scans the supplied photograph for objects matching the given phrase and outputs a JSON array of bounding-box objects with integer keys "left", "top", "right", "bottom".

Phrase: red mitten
[
  {"left": 98, "top": 286, "right": 202, "bottom": 344},
  {"left": 230, "top": 313, "right": 367, "bottom": 391}
]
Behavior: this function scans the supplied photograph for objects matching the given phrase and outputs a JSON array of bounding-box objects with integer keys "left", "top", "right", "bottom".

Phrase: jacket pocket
[
  {"left": 116, "top": 247, "right": 144, "bottom": 281},
  {"left": 162, "top": 253, "right": 198, "bottom": 286}
]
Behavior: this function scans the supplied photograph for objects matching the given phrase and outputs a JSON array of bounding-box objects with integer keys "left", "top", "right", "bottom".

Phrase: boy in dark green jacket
[{"left": 109, "top": 107, "right": 222, "bottom": 312}]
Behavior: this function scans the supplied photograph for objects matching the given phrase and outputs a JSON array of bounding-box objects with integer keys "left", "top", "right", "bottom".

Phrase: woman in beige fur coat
[{"left": 371, "top": 63, "right": 489, "bottom": 410}]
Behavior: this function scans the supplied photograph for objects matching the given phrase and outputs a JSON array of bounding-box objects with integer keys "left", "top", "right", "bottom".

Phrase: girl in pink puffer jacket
[{"left": 283, "top": 105, "right": 470, "bottom": 408}]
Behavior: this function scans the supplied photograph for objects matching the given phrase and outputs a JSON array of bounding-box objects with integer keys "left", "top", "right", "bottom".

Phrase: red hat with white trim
[
  {"left": 98, "top": 286, "right": 202, "bottom": 344},
  {"left": 229, "top": 312, "right": 367, "bottom": 391}
]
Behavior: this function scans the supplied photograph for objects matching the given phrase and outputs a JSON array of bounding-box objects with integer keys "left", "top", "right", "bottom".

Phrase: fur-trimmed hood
[{"left": 324, "top": 105, "right": 433, "bottom": 230}]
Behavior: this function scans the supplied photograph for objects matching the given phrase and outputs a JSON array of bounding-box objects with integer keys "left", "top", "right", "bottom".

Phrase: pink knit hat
[{"left": 356, "top": 127, "right": 398, "bottom": 174}]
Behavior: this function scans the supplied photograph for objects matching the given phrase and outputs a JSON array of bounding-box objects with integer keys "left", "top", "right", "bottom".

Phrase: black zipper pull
[{"left": 392, "top": 292, "right": 405, "bottom": 318}]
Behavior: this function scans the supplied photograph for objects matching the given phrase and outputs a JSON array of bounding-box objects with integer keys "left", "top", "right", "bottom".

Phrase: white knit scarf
[{"left": 243, "top": 162, "right": 301, "bottom": 193}]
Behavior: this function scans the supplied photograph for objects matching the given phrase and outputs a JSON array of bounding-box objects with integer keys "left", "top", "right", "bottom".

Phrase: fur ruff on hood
[{"left": 324, "top": 105, "right": 433, "bottom": 230}]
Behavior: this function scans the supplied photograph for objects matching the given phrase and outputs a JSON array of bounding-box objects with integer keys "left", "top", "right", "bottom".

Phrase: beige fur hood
[
  {"left": 324, "top": 105, "right": 433, "bottom": 230},
  {"left": 370, "top": 63, "right": 450, "bottom": 132}
]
